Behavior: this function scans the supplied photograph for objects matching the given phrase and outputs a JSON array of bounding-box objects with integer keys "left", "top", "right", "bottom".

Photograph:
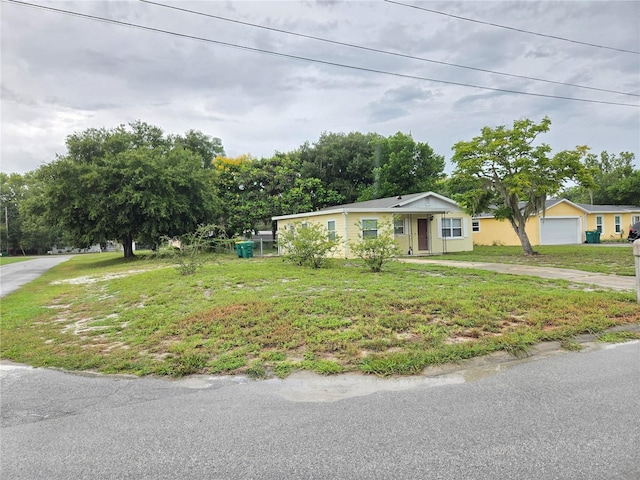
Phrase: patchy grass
[
  {"left": 595, "top": 331, "right": 640, "bottom": 343},
  {"left": 0, "top": 256, "right": 35, "bottom": 266},
  {"left": 1, "top": 252, "right": 639, "bottom": 378},
  {"left": 445, "top": 245, "right": 636, "bottom": 276}
]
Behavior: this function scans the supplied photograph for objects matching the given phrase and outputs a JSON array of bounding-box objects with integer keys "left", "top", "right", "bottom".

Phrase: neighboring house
[
  {"left": 272, "top": 192, "right": 474, "bottom": 258},
  {"left": 472, "top": 199, "right": 640, "bottom": 246}
]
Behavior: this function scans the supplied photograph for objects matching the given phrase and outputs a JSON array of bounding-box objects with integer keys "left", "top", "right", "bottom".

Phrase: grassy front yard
[
  {"left": 1, "top": 249, "right": 638, "bottom": 378},
  {"left": 0, "top": 256, "right": 34, "bottom": 266},
  {"left": 446, "top": 245, "right": 636, "bottom": 276}
]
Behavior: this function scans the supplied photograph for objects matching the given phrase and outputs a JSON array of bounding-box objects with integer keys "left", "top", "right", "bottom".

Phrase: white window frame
[
  {"left": 632, "top": 215, "right": 640, "bottom": 224},
  {"left": 361, "top": 219, "right": 378, "bottom": 239},
  {"left": 441, "top": 218, "right": 463, "bottom": 238},
  {"left": 327, "top": 220, "right": 336, "bottom": 240},
  {"left": 472, "top": 220, "right": 480, "bottom": 233},
  {"left": 614, "top": 215, "right": 622, "bottom": 234},
  {"left": 394, "top": 217, "right": 405, "bottom": 235},
  {"left": 595, "top": 215, "right": 603, "bottom": 233}
]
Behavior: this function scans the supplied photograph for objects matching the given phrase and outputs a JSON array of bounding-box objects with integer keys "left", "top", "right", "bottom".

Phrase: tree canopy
[
  {"left": 450, "top": 117, "right": 594, "bottom": 255},
  {"left": 562, "top": 151, "right": 639, "bottom": 205},
  {"left": 35, "top": 122, "right": 220, "bottom": 257},
  {"left": 364, "top": 132, "right": 445, "bottom": 200},
  {"left": 7, "top": 119, "right": 634, "bottom": 257}
]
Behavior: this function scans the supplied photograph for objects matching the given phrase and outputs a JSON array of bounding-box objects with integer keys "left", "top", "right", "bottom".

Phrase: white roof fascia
[
  {"left": 396, "top": 191, "right": 459, "bottom": 209},
  {"left": 553, "top": 199, "right": 589, "bottom": 214},
  {"left": 579, "top": 207, "right": 640, "bottom": 214},
  {"left": 273, "top": 206, "right": 459, "bottom": 221},
  {"left": 272, "top": 209, "right": 345, "bottom": 221}
]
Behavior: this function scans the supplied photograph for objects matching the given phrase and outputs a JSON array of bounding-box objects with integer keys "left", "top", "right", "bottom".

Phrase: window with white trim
[
  {"left": 394, "top": 217, "right": 405, "bottom": 235},
  {"left": 633, "top": 215, "right": 640, "bottom": 224},
  {"left": 327, "top": 220, "right": 336, "bottom": 240},
  {"left": 614, "top": 215, "right": 622, "bottom": 233},
  {"left": 472, "top": 220, "right": 480, "bottom": 233},
  {"left": 595, "top": 216, "right": 603, "bottom": 233},
  {"left": 442, "top": 218, "right": 463, "bottom": 238},
  {"left": 361, "top": 219, "right": 378, "bottom": 239}
]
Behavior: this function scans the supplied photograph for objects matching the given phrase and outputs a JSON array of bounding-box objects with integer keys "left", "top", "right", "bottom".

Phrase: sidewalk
[{"left": 399, "top": 258, "right": 635, "bottom": 292}]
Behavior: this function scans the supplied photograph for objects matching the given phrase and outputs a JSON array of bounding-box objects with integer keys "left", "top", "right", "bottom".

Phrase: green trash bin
[
  {"left": 241, "top": 241, "right": 254, "bottom": 258},
  {"left": 585, "top": 231, "right": 600, "bottom": 244},
  {"left": 236, "top": 241, "right": 254, "bottom": 258}
]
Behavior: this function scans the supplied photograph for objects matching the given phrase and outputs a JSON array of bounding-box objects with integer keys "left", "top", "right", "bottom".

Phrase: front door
[{"left": 417, "top": 218, "right": 429, "bottom": 251}]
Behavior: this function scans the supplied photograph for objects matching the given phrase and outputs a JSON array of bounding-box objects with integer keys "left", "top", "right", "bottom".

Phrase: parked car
[{"left": 628, "top": 221, "right": 640, "bottom": 242}]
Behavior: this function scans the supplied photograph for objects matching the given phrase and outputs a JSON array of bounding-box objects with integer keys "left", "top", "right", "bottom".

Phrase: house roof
[
  {"left": 574, "top": 203, "right": 640, "bottom": 213},
  {"left": 473, "top": 198, "right": 640, "bottom": 219},
  {"left": 272, "top": 191, "right": 463, "bottom": 221}
]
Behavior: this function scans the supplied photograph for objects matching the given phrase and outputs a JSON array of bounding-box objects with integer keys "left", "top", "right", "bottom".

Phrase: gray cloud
[{"left": 1, "top": 0, "right": 638, "bottom": 174}]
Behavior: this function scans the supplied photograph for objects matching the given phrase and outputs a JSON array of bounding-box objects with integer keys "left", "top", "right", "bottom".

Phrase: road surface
[
  {"left": 0, "top": 255, "right": 73, "bottom": 297},
  {"left": 1, "top": 341, "right": 638, "bottom": 480}
]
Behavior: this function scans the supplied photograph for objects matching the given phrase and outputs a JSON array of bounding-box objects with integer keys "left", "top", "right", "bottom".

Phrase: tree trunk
[
  {"left": 506, "top": 195, "right": 537, "bottom": 256},
  {"left": 509, "top": 219, "right": 536, "bottom": 255},
  {"left": 122, "top": 234, "right": 135, "bottom": 258},
  {"left": 516, "top": 228, "right": 537, "bottom": 255}
]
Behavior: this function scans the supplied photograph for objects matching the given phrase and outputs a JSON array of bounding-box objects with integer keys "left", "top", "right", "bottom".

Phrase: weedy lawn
[
  {"left": 0, "top": 256, "right": 34, "bottom": 266},
  {"left": 1, "top": 250, "right": 639, "bottom": 378},
  {"left": 446, "top": 245, "right": 636, "bottom": 276}
]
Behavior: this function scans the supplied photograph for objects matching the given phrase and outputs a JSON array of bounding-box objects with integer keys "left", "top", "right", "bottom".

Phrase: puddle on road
[
  {"left": 168, "top": 344, "right": 581, "bottom": 402},
  {"left": 270, "top": 371, "right": 465, "bottom": 403},
  {"left": 6, "top": 339, "right": 636, "bottom": 402}
]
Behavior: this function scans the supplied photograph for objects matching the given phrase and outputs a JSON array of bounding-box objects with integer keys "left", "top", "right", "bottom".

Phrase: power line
[
  {"left": 385, "top": 0, "right": 640, "bottom": 55},
  {"left": 138, "top": 0, "right": 639, "bottom": 98},
  {"left": 4, "top": 0, "right": 639, "bottom": 108}
]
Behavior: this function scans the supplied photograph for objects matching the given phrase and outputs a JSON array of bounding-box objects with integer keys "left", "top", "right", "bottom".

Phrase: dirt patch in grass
[
  {"left": 2, "top": 254, "right": 639, "bottom": 378},
  {"left": 50, "top": 268, "right": 155, "bottom": 285}
]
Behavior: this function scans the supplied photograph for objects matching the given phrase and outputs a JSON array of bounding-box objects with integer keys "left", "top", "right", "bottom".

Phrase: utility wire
[
  {"left": 138, "top": 0, "right": 639, "bottom": 98},
  {"left": 385, "top": 0, "right": 640, "bottom": 55},
  {"left": 4, "top": 0, "right": 639, "bottom": 108}
]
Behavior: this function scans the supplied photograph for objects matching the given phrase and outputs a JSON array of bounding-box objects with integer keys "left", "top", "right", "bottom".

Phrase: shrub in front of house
[
  {"left": 350, "top": 221, "right": 400, "bottom": 272},
  {"left": 278, "top": 221, "right": 341, "bottom": 269}
]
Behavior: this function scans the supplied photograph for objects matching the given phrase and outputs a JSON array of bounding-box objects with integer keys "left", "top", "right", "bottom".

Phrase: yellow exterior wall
[
  {"left": 277, "top": 211, "right": 473, "bottom": 257},
  {"left": 584, "top": 212, "right": 640, "bottom": 240},
  {"left": 401, "top": 214, "right": 473, "bottom": 254},
  {"left": 276, "top": 213, "right": 349, "bottom": 258},
  {"left": 473, "top": 202, "right": 640, "bottom": 246},
  {"left": 472, "top": 217, "right": 529, "bottom": 246},
  {"left": 474, "top": 202, "right": 584, "bottom": 246}
]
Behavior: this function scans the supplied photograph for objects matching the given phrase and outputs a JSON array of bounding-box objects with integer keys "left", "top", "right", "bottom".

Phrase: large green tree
[
  {"left": 35, "top": 122, "right": 221, "bottom": 258},
  {"left": 562, "top": 151, "right": 638, "bottom": 205},
  {"left": 363, "top": 132, "right": 445, "bottom": 200},
  {"left": 299, "top": 132, "right": 380, "bottom": 203},
  {"left": 450, "top": 117, "right": 594, "bottom": 255},
  {"left": 213, "top": 152, "right": 344, "bottom": 239},
  {"left": 172, "top": 129, "right": 225, "bottom": 169},
  {"left": 0, "top": 172, "right": 24, "bottom": 254}
]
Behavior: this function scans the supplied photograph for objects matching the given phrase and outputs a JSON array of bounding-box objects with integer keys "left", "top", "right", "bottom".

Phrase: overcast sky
[{"left": 2, "top": 0, "right": 639, "bottom": 176}]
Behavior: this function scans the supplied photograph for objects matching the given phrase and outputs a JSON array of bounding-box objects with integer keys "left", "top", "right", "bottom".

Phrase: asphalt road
[
  {"left": 0, "top": 255, "right": 73, "bottom": 297},
  {"left": 1, "top": 341, "right": 638, "bottom": 480}
]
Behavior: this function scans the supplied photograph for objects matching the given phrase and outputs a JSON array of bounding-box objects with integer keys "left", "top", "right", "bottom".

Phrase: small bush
[
  {"left": 278, "top": 221, "right": 341, "bottom": 269},
  {"left": 350, "top": 220, "right": 400, "bottom": 272},
  {"left": 156, "top": 224, "right": 227, "bottom": 275}
]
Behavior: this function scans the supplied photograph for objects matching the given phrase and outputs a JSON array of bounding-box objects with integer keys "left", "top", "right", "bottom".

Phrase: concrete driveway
[
  {"left": 399, "top": 258, "right": 636, "bottom": 291},
  {"left": 0, "top": 255, "right": 73, "bottom": 297}
]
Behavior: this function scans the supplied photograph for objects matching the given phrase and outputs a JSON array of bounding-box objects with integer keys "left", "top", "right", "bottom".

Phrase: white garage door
[{"left": 540, "top": 217, "right": 581, "bottom": 245}]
